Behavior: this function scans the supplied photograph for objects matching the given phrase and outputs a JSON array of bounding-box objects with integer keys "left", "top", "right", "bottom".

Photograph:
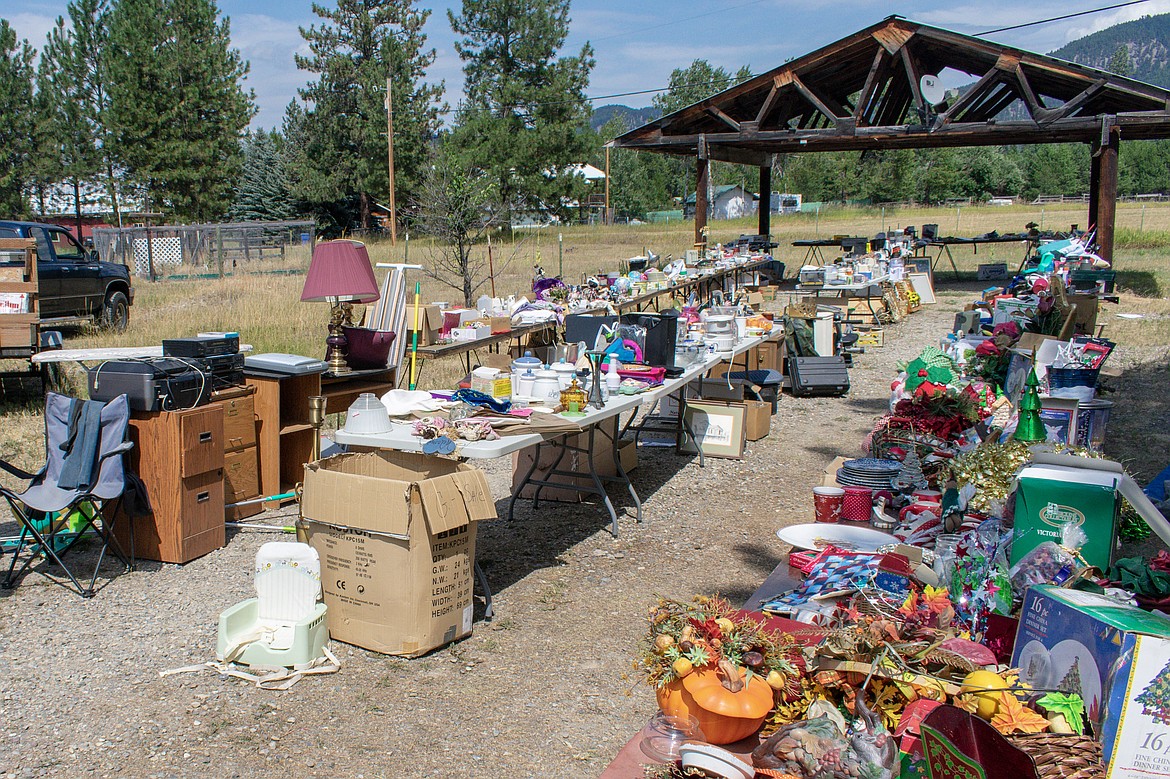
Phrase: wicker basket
[{"left": 1006, "top": 733, "right": 1104, "bottom": 779}]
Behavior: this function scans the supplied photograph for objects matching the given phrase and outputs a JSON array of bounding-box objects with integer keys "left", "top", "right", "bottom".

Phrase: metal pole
[{"left": 558, "top": 232, "right": 563, "bottom": 278}]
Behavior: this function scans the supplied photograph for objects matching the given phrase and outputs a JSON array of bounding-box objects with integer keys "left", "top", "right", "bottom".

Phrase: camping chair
[{"left": 0, "top": 392, "right": 135, "bottom": 597}]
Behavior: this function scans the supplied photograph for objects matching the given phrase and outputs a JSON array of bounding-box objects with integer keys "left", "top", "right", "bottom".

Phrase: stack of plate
[{"left": 836, "top": 458, "right": 902, "bottom": 489}]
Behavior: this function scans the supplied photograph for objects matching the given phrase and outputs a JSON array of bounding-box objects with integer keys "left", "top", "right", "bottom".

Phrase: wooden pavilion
[{"left": 611, "top": 16, "right": 1170, "bottom": 261}]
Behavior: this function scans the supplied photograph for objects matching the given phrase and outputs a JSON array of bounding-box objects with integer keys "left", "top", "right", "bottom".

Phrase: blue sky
[{"left": 9, "top": 0, "right": 1170, "bottom": 129}]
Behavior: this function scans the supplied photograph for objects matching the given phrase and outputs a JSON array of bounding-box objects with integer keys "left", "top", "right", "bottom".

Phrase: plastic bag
[{"left": 1009, "top": 522, "right": 1088, "bottom": 590}]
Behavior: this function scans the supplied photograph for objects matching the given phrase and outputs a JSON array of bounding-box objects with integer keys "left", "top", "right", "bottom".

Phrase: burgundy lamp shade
[{"left": 301, "top": 240, "right": 380, "bottom": 303}]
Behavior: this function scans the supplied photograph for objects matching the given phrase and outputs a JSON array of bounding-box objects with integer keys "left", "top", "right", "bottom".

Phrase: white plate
[{"left": 776, "top": 523, "right": 900, "bottom": 552}]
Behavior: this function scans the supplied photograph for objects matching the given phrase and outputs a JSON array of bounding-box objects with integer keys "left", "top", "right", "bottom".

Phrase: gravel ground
[{"left": 1, "top": 290, "right": 1164, "bottom": 779}]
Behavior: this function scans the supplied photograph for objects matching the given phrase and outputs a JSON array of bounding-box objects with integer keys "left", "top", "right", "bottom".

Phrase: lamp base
[{"left": 326, "top": 303, "right": 352, "bottom": 375}]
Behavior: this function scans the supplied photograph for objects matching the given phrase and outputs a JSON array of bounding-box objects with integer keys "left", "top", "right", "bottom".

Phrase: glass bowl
[{"left": 639, "top": 712, "right": 706, "bottom": 763}]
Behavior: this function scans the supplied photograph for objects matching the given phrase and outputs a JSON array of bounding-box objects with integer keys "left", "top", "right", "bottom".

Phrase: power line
[{"left": 976, "top": 0, "right": 1150, "bottom": 36}]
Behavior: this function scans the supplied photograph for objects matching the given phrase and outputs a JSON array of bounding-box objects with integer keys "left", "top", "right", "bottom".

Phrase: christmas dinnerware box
[
  {"left": 1012, "top": 587, "right": 1170, "bottom": 737},
  {"left": 299, "top": 451, "right": 496, "bottom": 657},
  {"left": 1104, "top": 633, "right": 1170, "bottom": 778},
  {"left": 1011, "top": 463, "right": 1120, "bottom": 569}
]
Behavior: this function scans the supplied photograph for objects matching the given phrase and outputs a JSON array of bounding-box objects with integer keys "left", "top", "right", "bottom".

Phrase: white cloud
[
  {"left": 1065, "top": 0, "right": 1170, "bottom": 41},
  {"left": 9, "top": 11, "right": 59, "bottom": 51}
]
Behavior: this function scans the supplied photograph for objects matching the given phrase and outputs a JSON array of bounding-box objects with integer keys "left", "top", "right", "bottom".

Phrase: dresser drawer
[
  {"left": 224, "top": 446, "right": 259, "bottom": 503},
  {"left": 179, "top": 469, "right": 226, "bottom": 539},
  {"left": 220, "top": 394, "right": 257, "bottom": 452},
  {"left": 178, "top": 406, "right": 225, "bottom": 477}
]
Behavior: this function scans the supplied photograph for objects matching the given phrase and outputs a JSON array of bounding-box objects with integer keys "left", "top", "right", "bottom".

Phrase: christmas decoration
[
  {"left": 1013, "top": 364, "right": 1045, "bottom": 443},
  {"left": 1135, "top": 657, "right": 1170, "bottom": 725},
  {"left": 893, "top": 446, "right": 928, "bottom": 493}
]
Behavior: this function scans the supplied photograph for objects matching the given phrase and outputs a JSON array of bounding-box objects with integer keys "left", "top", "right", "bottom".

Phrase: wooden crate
[{"left": 0, "top": 239, "right": 38, "bottom": 353}]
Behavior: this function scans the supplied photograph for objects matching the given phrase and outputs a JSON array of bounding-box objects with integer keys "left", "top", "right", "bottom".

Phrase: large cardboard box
[
  {"left": 743, "top": 399, "right": 771, "bottom": 441},
  {"left": 1012, "top": 586, "right": 1170, "bottom": 770},
  {"left": 300, "top": 451, "right": 496, "bottom": 657},
  {"left": 1011, "top": 463, "right": 1119, "bottom": 569},
  {"left": 511, "top": 417, "right": 619, "bottom": 502}
]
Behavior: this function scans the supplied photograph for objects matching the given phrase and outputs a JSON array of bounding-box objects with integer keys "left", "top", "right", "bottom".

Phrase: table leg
[
  {"left": 474, "top": 561, "right": 493, "bottom": 620},
  {"left": 608, "top": 414, "right": 642, "bottom": 525},
  {"left": 678, "top": 390, "right": 704, "bottom": 469},
  {"left": 584, "top": 424, "right": 621, "bottom": 537},
  {"left": 532, "top": 440, "right": 568, "bottom": 511}
]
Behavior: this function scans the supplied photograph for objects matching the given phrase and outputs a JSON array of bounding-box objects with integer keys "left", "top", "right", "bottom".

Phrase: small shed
[{"left": 683, "top": 185, "right": 759, "bottom": 220}]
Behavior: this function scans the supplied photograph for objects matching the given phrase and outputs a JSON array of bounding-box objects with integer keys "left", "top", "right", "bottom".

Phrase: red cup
[
  {"left": 912, "top": 489, "right": 942, "bottom": 505},
  {"left": 813, "top": 486, "right": 845, "bottom": 523},
  {"left": 842, "top": 486, "right": 873, "bottom": 522}
]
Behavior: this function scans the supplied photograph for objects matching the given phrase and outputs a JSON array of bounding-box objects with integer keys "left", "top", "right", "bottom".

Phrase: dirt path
[{"left": 1, "top": 291, "right": 1161, "bottom": 779}]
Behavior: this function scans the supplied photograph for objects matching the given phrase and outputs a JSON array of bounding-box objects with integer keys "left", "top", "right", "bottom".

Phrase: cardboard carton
[
  {"left": 299, "top": 451, "right": 496, "bottom": 657},
  {"left": 1012, "top": 586, "right": 1170, "bottom": 775},
  {"left": 511, "top": 417, "right": 620, "bottom": 502},
  {"left": 743, "top": 399, "right": 771, "bottom": 441},
  {"left": 405, "top": 304, "right": 443, "bottom": 346},
  {"left": 489, "top": 315, "right": 511, "bottom": 335},
  {"left": 1011, "top": 463, "right": 1119, "bottom": 569},
  {"left": 451, "top": 324, "right": 491, "bottom": 341}
]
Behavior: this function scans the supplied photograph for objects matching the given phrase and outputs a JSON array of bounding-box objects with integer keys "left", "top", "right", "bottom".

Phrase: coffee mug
[
  {"left": 912, "top": 489, "right": 942, "bottom": 505},
  {"left": 813, "top": 486, "right": 845, "bottom": 523}
]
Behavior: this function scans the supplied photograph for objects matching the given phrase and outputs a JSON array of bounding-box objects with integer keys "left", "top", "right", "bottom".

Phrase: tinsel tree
[{"left": 1014, "top": 366, "right": 1046, "bottom": 443}]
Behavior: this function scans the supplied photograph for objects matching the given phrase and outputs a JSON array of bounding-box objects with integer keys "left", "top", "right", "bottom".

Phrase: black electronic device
[
  {"left": 88, "top": 358, "right": 211, "bottom": 411},
  {"left": 564, "top": 313, "right": 617, "bottom": 350},
  {"left": 788, "top": 356, "right": 850, "bottom": 397},
  {"left": 162, "top": 334, "right": 239, "bottom": 358},
  {"left": 620, "top": 311, "right": 677, "bottom": 368},
  {"left": 187, "top": 352, "right": 246, "bottom": 390}
]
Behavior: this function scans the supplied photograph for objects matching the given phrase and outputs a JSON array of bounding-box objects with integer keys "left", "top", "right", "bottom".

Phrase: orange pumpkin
[{"left": 656, "top": 665, "right": 774, "bottom": 744}]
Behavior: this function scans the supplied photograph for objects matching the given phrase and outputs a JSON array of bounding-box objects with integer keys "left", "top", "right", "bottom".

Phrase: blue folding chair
[{"left": 1, "top": 393, "right": 135, "bottom": 597}]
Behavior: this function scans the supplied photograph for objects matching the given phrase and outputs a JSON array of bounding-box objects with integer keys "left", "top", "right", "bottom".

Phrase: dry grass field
[{"left": 1, "top": 200, "right": 1168, "bottom": 475}]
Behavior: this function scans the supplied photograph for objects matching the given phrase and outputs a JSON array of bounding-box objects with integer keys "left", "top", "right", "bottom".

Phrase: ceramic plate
[
  {"left": 841, "top": 458, "right": 903, "bottom": 474},
  {"left": 776, "top": 523, "right": 900, "bottom": 552}
]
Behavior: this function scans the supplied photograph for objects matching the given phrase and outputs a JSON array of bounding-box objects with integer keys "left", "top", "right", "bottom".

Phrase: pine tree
[
  {"left": 290, "top": 0, "right": 443, "bottom": 232},
  {"left": 0, "top": 20, "right": 36, "bottom": 217},
  {"left": 447, "top": 0, "right": 595, "bottom": 224},
  {"left": 37, "top": 0, "right": 121, "bottom": 223},
  {"left": 230, "top": 130, "right": 295, "bottom": 222},
  {"left": 1137, "top": 659, "right": 1170, "bottom": 725},
  {"left": 105, "top": 0, "right": 254, "bottom": 222}
]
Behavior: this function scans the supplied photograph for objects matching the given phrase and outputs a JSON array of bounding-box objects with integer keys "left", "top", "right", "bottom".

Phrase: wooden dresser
[{"left": 114, "top": 403, "right": 226, "bottom": 564}]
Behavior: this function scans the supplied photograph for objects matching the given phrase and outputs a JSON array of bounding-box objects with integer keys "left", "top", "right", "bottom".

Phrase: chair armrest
[
  {"left": 97, "top": 441, "right": 134, "bottom": 463},
  {"left": 0, "top": 458, "right": 37, "bottom": 481}
]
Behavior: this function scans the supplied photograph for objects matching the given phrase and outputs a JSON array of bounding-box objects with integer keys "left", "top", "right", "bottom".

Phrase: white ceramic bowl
[{"left": 678, "top": 744, "right": 754, "bottom": 779}]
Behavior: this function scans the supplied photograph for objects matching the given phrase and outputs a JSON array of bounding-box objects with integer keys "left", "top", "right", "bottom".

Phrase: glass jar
[{"left": 559, "top": 377, "right": 588, "bottom": 415}]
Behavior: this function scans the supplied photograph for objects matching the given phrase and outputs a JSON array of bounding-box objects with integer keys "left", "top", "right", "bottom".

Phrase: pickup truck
[{"left": 0, "top": 220, "right": 134, "bottom": 332}]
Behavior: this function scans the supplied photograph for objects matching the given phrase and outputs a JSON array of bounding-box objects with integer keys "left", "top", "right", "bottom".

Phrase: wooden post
[
  {"left": 695, "top": 138, "right": 709, "bottom": 247},
  {"left": 385, "top": 76, "right": 398, "bottom": 246},
  {"left": 758, "top": 164, "right": 771, "bottom": 239},
  {"left": 1088, "top": 143, "right": 1101, "bottom": 233},
  {"left": 1093, "top": 126, "right": 1120, "bottom": 262},
  {"left": 216, "top": 225, "right": 224, "bottom": 277}
]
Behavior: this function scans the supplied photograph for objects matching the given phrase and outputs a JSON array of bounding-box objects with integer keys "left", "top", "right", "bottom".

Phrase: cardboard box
[
  {"left": 619, "top": 439, "right": 637, "bottom": 473},
  {"left": 489, "top": 315, "right": 511, "bottom": 335},
  {"left": 1011, "top": 463, "right": 1119, "bottom": 569},
  {"left": 743, "top": 399, "right": 771, "bottom": 441},
  {"left": 746, "top": 291, "right": 764, "bottom": 310},
  {"left": 451, "top": 324, "right": 491, "bottom": 342},
  {"left": 1104, "top": 632, "right": 1170, "bottom": 778},
  {"left": 405, "top": 304, "right": 443, "bottom": 346},
  {"left": 1012, "top": 586, "right": 1170, "bottom": 761},
  {"left": 511, "top": 418, "right": 619, "bottom": 502},
  {"left": 469, "top": 373, "right": 511, "bottom": 399},
  {"left": 299, "top": 451, "right": 496, "bottom": 657},
  {"left": 856, "top": 329, "right": 884, "bottom": 348}
]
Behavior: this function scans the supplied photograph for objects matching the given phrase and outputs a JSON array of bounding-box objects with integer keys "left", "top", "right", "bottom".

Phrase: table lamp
[{"left": 301, "top": 240, "right": 380, "bottom": 374}]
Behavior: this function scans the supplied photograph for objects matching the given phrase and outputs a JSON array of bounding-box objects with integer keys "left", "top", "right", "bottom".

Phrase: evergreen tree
[
  {"left": 230, "top": 130, "right": 296, "bottom": 222},
  {"left": 105, "top": 0, "right": 254, "bottom": 222},
  {"left": 447, "top": 0, "right": 595, "bottom": 223},
  {"left": 0, "top": 20, "right": 35, "bottom": 217},
  {"left": 1109, "top": 43, "right": 1133, "bottom": 77},
  {"left": 37, "top": 0, "right": 121, "bottom": 223},
  {"left": 291, "top": 0, "right": 443, "bottom": 232}
]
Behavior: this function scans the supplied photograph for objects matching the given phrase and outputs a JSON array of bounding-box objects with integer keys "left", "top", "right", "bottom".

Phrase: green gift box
[{"left": 1012, "top": 463, "right": 1120, "bottom": 569}]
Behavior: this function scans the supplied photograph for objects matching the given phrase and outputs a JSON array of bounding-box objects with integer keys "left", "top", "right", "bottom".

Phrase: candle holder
[
  {"left": 585, "top": 350, "right": 607, "bottom": 409},
  {"left": 307, "top": 395, "right": 327, "bottom": 462}
]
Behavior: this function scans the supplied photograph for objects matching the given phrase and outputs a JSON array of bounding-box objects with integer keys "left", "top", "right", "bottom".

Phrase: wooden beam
[
  {"left": 1013, "top": 65, "right": 1050, "bottom": 123},
  {"left": 707, "top": 106, "right": 741, "bottom": 132},
  {"left": 755, "top": 84, "right": 783, "bottom": 125},
  {"left": 872, "top": 24, "right": 913, "bottom": 55},
  {"left": 695, "top": 137, "right": 709, "bottom": 246},
  {"left": 1093, "top": 125, "right": 1119, "bottom": 262},
  {"left": 759, "top": 165, "right": 772, "bottom": 239},
  {"left": 854, "top": 47, "right": 887, "bottom": 122},
  {"left": 899, "top": 44, "right": 926, "bottom": 118},
  {"left": 935, "top": 66, "right": 1001, "bottom": 128},
  {"left": 706, "top": 145, "right": 770, "bottom": 166},
  {"left": 1044, "top": 79, "right": 1107, "bottom": 123},
  {"left": 791, "top": 73, "right": 847, "bottom": 125}
]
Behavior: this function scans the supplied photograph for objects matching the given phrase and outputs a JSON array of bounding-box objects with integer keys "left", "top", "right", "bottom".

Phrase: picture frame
[
  {"left": 1004, "top": 349, "right": 1034, "bottom": 408},
  {"left": 907, "top": 272, "right": 936, "bottom": 305},
  {"left": 680, "top": 399, "right": 747, "bottom": 459},
  {"left": 1038, "top": 397, "right": 1079, "bottom": 445}
]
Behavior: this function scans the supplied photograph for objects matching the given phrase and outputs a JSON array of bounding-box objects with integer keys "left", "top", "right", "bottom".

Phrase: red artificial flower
[
  {"left": 975, "top": 340, "right": 1001, "bottom": 357},
  {"left": 992, "top": 321, "right": 1020, "bottom": 339}
]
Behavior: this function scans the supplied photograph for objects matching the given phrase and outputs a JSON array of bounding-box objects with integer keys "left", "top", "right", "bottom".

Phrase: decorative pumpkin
[{"left": 656, "top": 662, "right": 774, "bottom": 744}]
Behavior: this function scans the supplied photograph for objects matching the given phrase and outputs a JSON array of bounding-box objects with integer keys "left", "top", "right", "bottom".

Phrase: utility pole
[
  {"left": 604, "top": 146, "right": 611, "bottom": 225},
  {"left": 385, "top": 76, "right": 398, "bottom": 245}
]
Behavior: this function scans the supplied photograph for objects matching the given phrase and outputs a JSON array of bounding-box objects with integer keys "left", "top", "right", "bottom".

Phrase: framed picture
[
  {"left": 907, "top": 272, "right": 936, "bottom": 305},
  {"left": 680, "top": 400, "right": 747, "bottom": 459},
  {"left": 1004, "top": 350, "right": 1034, "bottom": 408},
  {"left": 908, "top": 256, "right": 933, "bottom": 280},
  {"left": 1038, "top": 397, "right": 1079, "bottom": 445}
]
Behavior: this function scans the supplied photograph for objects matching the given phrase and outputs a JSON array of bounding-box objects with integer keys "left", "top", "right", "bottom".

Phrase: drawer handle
[
  {"left": 199, "top": 432, "right": 213, "bottom": 443},
  {"left": 196, "top": 491, "right": 211, "bottom": 503}
]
